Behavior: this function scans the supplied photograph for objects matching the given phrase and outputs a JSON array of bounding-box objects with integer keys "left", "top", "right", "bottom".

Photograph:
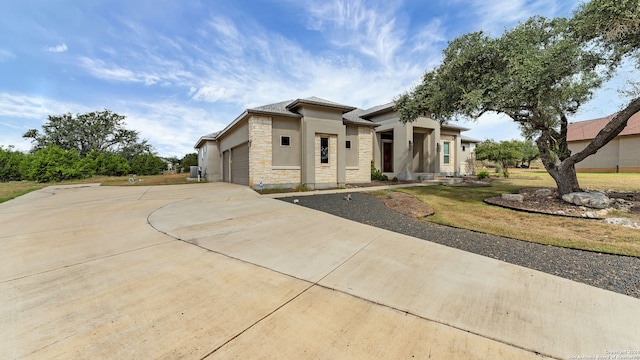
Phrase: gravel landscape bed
[{"left": 279, "top": 192, "right": 640, "bottom": 299}]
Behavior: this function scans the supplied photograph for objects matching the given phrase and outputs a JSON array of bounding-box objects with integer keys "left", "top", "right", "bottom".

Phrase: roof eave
[{"left": 286, "top": 99, "right": 357, "bottom": 113}]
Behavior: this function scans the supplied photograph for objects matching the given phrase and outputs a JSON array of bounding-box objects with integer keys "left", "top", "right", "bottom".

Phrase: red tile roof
[{"left": 567, "top": 112, "right": 640, "bottom": 141}]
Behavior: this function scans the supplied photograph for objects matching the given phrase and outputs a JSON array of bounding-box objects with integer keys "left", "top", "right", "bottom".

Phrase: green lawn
[
  {"left": 397, "top": 169, "right": 640, "bottom": 257},
  {"left": 0, "top": 173, "right": 202, "bottom": 204}
]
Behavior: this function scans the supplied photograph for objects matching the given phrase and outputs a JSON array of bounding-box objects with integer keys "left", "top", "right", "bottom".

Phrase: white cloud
[
  {"left": 79, "top": 57, "right": 161, "bottom": 85},
  {"left": 0, "top": 92, "right": 83, "bottom": 120},
  {"left": 300, "top": 0, "right": 406, "bottom": 67},
  {"left": 453, "top": 0, "right": 580, "bottom": 35},
  {"left": 0, "top": 48, "right": 16, "bottom": 62},
  {"left": 44, "top": 43, "right": 68, "bottom": 53},
  {"left": 113, "top": 100, "right": 229, "bottom": 157}
]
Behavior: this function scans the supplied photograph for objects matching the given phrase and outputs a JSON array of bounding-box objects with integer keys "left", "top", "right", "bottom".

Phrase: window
[
  {"left": 443, "top": 142, "right": 450, "bottom": 164},
  {"left": 281, "top": 136, "right": 291, "bottom": 147},
  {"left": 346, "top": 140, "right": 351, "bottom": 149},
  {"left": 320, "top": 137, "right": 329, "bottom": 164}
]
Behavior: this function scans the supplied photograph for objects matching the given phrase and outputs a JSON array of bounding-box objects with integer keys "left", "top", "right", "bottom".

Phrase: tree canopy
[
  {"left": 475, "top": 140, "right": 523, "bottom": 177},
  {"left": 395, "top": 1, "right": 640, "bottom": 196},
  {"left": 23, "top": 110, "right": 151, "bottom": 158}
]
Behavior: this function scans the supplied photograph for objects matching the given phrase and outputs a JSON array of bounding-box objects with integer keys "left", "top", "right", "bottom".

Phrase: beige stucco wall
[
  {"left": 249, "top": 116, "right": 301, "bottom": 187},
  {"left": 460, "top": 142, "right": 477, "bottom": 175},
  {"left": 345, "top": 126, "right": 359, "bottom": 167},
  {"left": 197, "top": 140, "right": 222, "bottom": 182},
  {"left": 272, "top": 117, "right": 301, "bottom": 167},
  {"left": 570, "top": 136, "right": 640, "bottom": 172},
  {"left": 346, "top": 126, "right": 372, "bottom": 183},
  {"left": 618, "top": 136, "right": 640, "bottom": 171}
]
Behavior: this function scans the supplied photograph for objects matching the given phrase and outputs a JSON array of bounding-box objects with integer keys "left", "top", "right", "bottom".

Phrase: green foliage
[
  {"left": 573, "top": 0, "right": 640, "bottom": 60},
  {"left": 392, "top": 176, "right": 398, "bottom": 183},
  {"left": 23, "top": 109, "right": 152, "bottom": 158},
  {"left": 20, "top": 146, "right": 91, "bottom": 182},
  {"left": 477, "top": 171, "right": 489, "bottom": 179},
  {"left": 371, "top": 160, "right": 388, "bottom": 181},
  {"left": 0, "top": 146, "right": 26, "bottom": 182},
  {"left": 180, "top": 153, "right": 198, "bottom": 173},
  {"left": 295, "top": 183, "right": 310, "bottom": 192},
  {"left": 475, "top": 140, "right": 522, "bottom": 177},
  {"left": 84, "top": 151, "right": 131, "bottom": 176},
  {"left": 519, "top": 140, "right": 540, "bottom": 167},
  {"left": 130, "top": 154, "right": 166, "bottom": 176},
  {"left": 393, "top": 12, "right": 619, "bottom": 195}
]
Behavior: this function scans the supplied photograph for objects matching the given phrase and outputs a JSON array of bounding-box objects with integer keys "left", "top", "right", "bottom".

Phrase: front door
[{"left": 383, "top": 142, "right": 393, "bottom": 172}]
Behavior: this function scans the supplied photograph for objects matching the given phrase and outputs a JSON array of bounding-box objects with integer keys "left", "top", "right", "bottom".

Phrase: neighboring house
[
  {"left": 195, "top": 97, "right": 478, "bottom": 189},
  {"left": 567, "top": 112, "right": 640, "bottom": 173}
]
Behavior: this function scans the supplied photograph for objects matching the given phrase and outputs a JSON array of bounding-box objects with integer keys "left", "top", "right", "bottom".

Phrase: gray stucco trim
[{"left": 287, "top": 98, "right": 356, "bottom": 113}]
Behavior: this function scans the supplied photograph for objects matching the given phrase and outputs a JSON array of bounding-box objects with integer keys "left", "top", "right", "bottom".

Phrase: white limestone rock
[
  {"left": 502, "top": 193, "right": 524, "bottom": 202},
  {"left": 535, "top": 188, "right": 554, "bottom": 197},
  {"left": 562, "top": 192, "right": 611, "bottom": 209},
  {"left": 604, "top": 218, "right": 640, "bottom": 229}
]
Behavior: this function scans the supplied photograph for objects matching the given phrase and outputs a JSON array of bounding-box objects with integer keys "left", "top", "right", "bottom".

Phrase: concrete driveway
[{"left": 1, "top": 183, "right": 638, "bottom": 359}]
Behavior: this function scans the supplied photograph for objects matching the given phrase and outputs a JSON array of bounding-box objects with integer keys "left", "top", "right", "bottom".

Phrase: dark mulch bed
[{"left": 278, "top": 192, "right": 640, "bottom": 299}]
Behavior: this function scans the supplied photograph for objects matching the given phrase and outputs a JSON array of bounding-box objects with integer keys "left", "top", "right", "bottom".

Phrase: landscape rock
[
  {"left": 562, "top": 192, "right": 611, "bottom": 209},
  {"left": 535, "top": 188, "right": 554, "bottom": 197},
  {"left": 604, "top": 218, "right": 640, "bottom": 229},
  {"left": 501, "top": 193, "right": 524, "bottom": 202},
  {"left": 583, "top": 209, "right": 609, "bottom": 218}
]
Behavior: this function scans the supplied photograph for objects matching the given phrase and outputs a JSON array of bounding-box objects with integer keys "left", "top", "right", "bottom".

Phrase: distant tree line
[
  {"left": 475, "top": 139, "right": 540, "bottom": 177},
  {"left": 0, "top": 110, "right": 197, "bottom": 183}
]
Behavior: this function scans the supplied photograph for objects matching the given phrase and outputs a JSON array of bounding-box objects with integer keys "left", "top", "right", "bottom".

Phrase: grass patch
[
  {"left": 0, "top": 173, "right": 202, "bottom": 204},
  {"left": 398, "top": 169, "right": 640, "bottom": 257}
]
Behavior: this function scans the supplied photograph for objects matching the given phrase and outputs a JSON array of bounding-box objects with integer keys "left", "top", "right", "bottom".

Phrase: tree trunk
[
  {"left": 537, "top": 97, "right": 640, "bottom": 197},
  {"left": 548, "top": 160, "right": 581, "bottom": 196}
]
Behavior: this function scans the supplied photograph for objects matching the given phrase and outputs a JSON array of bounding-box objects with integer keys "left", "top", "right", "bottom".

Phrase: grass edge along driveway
[{"left": 396, "top": 171, "right": 640, "bottom": 258}]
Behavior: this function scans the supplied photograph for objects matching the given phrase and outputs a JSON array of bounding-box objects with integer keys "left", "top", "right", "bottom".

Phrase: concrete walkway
[{"left": 1, "top": 183, "right": 638, "bottom": 359}]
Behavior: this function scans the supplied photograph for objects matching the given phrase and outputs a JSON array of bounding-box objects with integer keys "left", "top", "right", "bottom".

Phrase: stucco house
[
  {"left": 567, "top": 112, "right": 640, "bottom": 173},
  {"left": 195, "top": 96, "right": 478, "bottom": 189}
]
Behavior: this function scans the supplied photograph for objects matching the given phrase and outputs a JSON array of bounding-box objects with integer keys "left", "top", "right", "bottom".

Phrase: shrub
[
  {"left": 20, "top": 146, "right": 90, "bottom": 182},
  {"left": 392, "top": 176, "right": 398, "bottom": 182},
  {"left": 371, "top": 160, "right": 388, "bottom": 181},
  {"left": 295, "top": 183, "right": 310, "bottom": 192},
  {"left": 477, "top": 171, "right": 490, "bottom": 179},
  {"left": 130, "top": 154, "right": 166, "bottom": 175},
  {"left": 0, "top": 146, "right": 26, "bottom": 182}
]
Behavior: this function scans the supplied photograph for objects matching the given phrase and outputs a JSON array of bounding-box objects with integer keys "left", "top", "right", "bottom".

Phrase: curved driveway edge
[{"left": 1, "top": 183, "right": 638, "bottom": 359}]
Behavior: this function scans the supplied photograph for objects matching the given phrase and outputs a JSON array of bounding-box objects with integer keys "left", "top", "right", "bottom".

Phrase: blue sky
[{"left": 0, "top": 0, "right": 635, "bottom": 157}]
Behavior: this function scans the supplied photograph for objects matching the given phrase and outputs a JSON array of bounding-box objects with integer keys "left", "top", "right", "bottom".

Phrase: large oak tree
[
  {"left": 23, "top": 110, "right": 151, "bottom": 158},
  {"left": 396, "top": 0, "right": 639, "bottom": 196}
]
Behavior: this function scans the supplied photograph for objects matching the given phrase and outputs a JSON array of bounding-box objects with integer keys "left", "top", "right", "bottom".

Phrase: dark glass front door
[{"left": 383, "top": 142, "right": 393, "bottom": 172}]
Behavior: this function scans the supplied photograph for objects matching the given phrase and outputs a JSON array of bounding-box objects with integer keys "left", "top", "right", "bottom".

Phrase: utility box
[{"left": 190, "top": 166, "right": 199, "bottom": 179}]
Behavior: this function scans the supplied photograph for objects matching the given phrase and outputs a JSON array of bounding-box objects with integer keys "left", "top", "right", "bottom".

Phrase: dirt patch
[
  {"left": 378, "top": 191, "right": 434, "bottom": 218},
  {"left": 485, "top": 188, "right": 640, "bottom": 219}
]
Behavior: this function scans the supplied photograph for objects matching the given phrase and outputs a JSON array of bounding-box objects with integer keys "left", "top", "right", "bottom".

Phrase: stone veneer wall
[
  {"left": 314, "top": 134, "right": 337, "bottom": 185},
  {"left": 346, "top": 126, "right": 372, "bottom": 183},
  {"left": 249, "top": 116, "right": 301, "bottom": 187}
]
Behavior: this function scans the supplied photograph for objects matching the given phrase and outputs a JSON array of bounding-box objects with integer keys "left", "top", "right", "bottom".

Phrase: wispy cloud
[
  {"left": 78, "top": 57, "right": 170, "bottom": 85},
  {"left": 0, "top": 92, "right": 82, "bottom": 120},
  {"left": 0, "top": 48, "right": 16, "bottom": 62},
  {"left": 300, "top": 0, "right": 406, "bottom": 67},
  {"left": 44, "top": 43, "right": 68, "bottom": 53},
  {"left": 453, "top": 0, "right": 580, "bottom": 35}
]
